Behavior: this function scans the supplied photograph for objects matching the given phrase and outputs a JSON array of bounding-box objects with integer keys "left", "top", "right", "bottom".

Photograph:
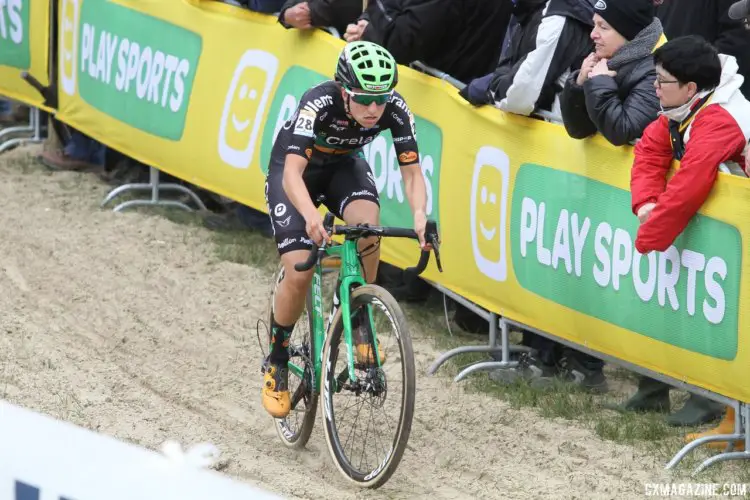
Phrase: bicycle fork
[{"left": 332, "top": 281, "right": 382, "bottom": 391}]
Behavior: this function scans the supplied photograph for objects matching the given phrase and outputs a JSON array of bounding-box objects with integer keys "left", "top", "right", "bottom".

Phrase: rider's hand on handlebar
[
  {"left": 305, "top": 212, "right": 331, "bottom": 246},
  {"left": 413, "top": 210, "right": 433, "bottom": 251}
]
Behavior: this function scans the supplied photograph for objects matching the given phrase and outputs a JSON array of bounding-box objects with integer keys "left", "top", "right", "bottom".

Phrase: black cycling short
[{"left": 265, "top": 154, "right": 380, "bottom": 255}]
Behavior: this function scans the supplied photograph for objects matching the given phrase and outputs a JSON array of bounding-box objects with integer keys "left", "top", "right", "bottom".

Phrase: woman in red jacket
[
  {"left": 624, "top": 35, "right": 750, "bottom": 433},
  {"left": 631, "top": 36, "right": 750, "bottom": 252}
]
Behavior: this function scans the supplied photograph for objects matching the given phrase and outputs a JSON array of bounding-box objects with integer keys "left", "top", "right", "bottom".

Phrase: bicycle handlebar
[{"left": 293, "top": 214, "right": 442, "bottom": 276}]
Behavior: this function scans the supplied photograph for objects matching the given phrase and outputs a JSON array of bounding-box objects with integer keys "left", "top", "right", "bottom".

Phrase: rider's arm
[
  {"left": 281, "top": 99, "right": 322, "bottom": 220},
  {"left": 282, "top": 154, "right": 319, "bottom": 221},
  {"left": 387, "top": 93, "right": 425, "bottom": 213},
  {"left": 386, "top": 92, "right": 429, "bottom": 246},
  {"left": 401, "top": 164, "right": 427, "bottom": 221}
]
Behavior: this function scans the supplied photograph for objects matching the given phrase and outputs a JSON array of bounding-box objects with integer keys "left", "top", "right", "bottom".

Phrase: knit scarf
[{"left": 607, "top": 17, "right": 663, "bottom": 71}]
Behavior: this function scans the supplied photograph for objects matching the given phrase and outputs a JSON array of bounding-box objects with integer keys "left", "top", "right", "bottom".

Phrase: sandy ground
[{"left": 0, "top": 145, "right": 695, "bottom": 499}]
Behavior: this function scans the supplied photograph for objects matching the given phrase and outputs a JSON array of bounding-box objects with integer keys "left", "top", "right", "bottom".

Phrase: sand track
[{"left": 0, "top": 147, "right": 683, "bottom": 499}]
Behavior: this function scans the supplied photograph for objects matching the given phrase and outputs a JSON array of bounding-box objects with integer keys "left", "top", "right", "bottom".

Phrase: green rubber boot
[
  {"left": 666, "top": 394, "right": 724, "bottom": 427},
  {"left": 605, "top": 376, "right": 670, "bottom": 413}
]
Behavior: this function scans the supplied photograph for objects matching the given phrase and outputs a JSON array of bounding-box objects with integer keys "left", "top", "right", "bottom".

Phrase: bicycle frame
[{"left": 286, "top": 237, "right": 380, "bottom": 395}]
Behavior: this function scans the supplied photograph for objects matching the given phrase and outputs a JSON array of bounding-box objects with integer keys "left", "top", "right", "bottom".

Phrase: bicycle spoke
[{"left": 322, "top": 286, "right": 414, "bottom": 487}]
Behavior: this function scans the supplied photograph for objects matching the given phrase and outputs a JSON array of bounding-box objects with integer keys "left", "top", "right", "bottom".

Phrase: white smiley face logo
[
  {"left": 479, "top": 185, "right": 498, "bottom": 241},
  {"left": 60, "top": 0, "right": 79, "bottom": 96},
  {"left": 470, "top": 146, "right": 510, "bottom": 282},
  {"left": 218, "top": 49, "right": 278, "bottom": 169}
]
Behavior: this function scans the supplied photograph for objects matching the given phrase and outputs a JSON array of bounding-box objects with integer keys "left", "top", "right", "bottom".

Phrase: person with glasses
[
  {"left": 261, "top": 41, "right": 430, "bottom": 418},
  {"left": 632, "top": 34, "right": 750, "bottom": 254},
  {"left": 619, "top": 35, "right": 750, "bottom": 434}
]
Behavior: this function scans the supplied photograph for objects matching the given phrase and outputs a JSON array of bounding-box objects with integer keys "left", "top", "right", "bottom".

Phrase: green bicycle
[{"left": 262, "top": 212, "right": 442, "bottom": 488}]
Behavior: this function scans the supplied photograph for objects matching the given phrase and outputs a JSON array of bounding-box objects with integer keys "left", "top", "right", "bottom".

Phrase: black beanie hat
[{"left": 593, "top": 0, "right": 654, "bottom": 41}]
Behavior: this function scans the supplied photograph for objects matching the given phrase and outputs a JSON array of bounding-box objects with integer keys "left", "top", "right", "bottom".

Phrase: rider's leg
[
  {"left": 324, "top": 157, "right": 383, "bottom": 364},
  {"left": 342, "top": 199, "right": 381, "bottom": 283},
  {"left": 269, "top": 249, "right": 314, "bottom": 364},
  {"left": 263, "top": 162, "right": 321, "bottom": 417},
  {"left": 273, "top": 250, "right": 314, "bottom": 327},
  {"left": 263, "top": 250, "right": 315, "bottom": 418},
  {"left": 342, "top": 199, "right": 385, "bottom": 365}
]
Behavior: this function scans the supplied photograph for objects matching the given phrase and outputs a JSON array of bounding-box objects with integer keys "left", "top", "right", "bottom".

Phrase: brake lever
[{"left": 430, "top": 235, "right": 443, "bottom": 272}]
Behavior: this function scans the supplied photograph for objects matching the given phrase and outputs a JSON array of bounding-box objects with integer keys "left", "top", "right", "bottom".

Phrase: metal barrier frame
[
  {"left": 0, "top": 107, "right": 44, "bottom": 154},
  {"left": 428, "top": 284, "right": 749, "bottom": 476},
  {"left": 101, "top": 166, "right": 208, "bottom": 213},
  {"left": 410, "top": 61, "right": 467, "bottom": 90}
]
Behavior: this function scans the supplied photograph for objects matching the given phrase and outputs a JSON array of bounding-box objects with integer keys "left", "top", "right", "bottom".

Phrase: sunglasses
[{"left": 345, "top": 87, "right": 392, "bottom": 106}]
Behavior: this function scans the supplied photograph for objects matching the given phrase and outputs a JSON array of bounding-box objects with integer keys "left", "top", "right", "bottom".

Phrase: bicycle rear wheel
[
  {"left": 319, "top": 284, "right": 416, "bottom": 488},
  {"left": 266, "top": 263, "right": 318, "bottom": 449}
]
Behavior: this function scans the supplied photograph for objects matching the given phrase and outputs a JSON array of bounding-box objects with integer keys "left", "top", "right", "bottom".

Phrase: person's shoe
[
  {"left": 685, "top": 406, "right": 745, "bottom": 450},
  {"left": 556, "top": 355, "right": 608, "bottom": 393},
  {"left": 261, "top": 359, "right": 291, "bottom": 418},
  {"left": 0, "top": 112, "right": 15, "bottom": 127},
  {"left": 12, "top": 104, "right": 28, "bottom": 123},
  {"left": 488, "top": 349, "right": 523, "bottom": 363},
  {"left": 38, "top": 150, "right": 103, "bottom": 173},
  {"left": 666, "top": 394, "right": 724, "bottom": 427},
  {"left": 604, "top": 376, "right": 670, "bottom": 413},
  {"left": 353, "top": 310, "right": 385, "bottom": 366},
  {"left": 489, "top": 351, "right": 557, "bottom": 386},
  {"left": 98, "top": 158, "right": 146, "bottom": 186}
]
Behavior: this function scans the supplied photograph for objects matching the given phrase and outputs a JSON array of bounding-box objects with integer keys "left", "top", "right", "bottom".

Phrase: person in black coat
[
  {"left": 492, "top": 0, "right": 664, "bottom": 394},
  {"left": 278, "top": 0, "right": 364, "bottom": 36},
  {"left": 343, "top": 0, "right": 515, "bottom": 83},
  {"left": 655, "top": 0, "right": 750, "bottom": 98},
  {"left": 560, "top": 0, "right": 663, "bottom": 146},
  {"left": 460, "top": 0, "right": 595, "bottom": 117}
]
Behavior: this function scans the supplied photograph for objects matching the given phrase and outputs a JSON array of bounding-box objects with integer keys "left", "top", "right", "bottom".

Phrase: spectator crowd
[{"left": 2, "top": 0, "right": 750, "bottom": 453}]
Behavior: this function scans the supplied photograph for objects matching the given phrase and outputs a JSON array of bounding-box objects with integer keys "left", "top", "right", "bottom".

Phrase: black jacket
[
  {"left": 545, "top": 0, "right": 594, "bottom": 25},
  {"left": 485, "top": 0, "right": 547, "bottom": 105},
  {"left": 560, "top": 56, "right": 660, "bottom": 146},
  {"left": 656, "top": 0, "right": 750, "bottom": 98},
  {"left": 487, "top": 2, "right": 593, "bottom": 113},
  {"left": 361, "top": 0, "right": 514, "bottom": 83},
  {"left": 278, "top": 0, "right": 364, "bottom": 36}
]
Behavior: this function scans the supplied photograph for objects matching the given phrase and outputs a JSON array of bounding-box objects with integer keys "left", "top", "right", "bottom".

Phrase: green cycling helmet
[{"left": 335, "top": 41, "right": 398, "bottom": 93}]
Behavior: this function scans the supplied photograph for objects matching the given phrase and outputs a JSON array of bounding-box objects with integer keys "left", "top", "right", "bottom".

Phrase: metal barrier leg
[
  {"left": 666, "top": 434, "right": 745, "bottom": 470},
  {"left": 693, "top": 450, "right": 750, "bottom": 475},
  {"left": 0, "top": 108, "right": 43, "bottom": 153},
  {"left": 691, "top": 403, "right": 750, "bottom": 475},
  {"left": 427, "top": 285, "right": 532, "bottom": 377},
  {"left": 454, "top": 317, "right": 527, "bottom": 382},
  {"left": 427, "top": 296, "right": 530, "bottom": 378},
  {"left": 101, "top": 166, "right": 208, "bottom": 213},
  {"left": 665, "top": 402, "right": 750, "bottom": 474}
]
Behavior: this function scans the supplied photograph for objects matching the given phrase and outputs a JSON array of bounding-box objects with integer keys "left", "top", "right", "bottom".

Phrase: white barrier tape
[{"left": 0, "top": 400, "right": 283, "bottom": 500}]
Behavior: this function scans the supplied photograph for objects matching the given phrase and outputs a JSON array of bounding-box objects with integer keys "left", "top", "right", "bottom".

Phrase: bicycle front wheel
[{"left": 319, "top": 284, "right": 416, "bottom": 488}]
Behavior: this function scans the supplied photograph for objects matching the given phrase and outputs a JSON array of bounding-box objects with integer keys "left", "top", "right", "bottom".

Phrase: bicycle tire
[
  {"left": 319, "top": 284, "right": 416, "bottom": 488},
  {"left": 266, "top": 263, "right": 318, "bottom": 449}
]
